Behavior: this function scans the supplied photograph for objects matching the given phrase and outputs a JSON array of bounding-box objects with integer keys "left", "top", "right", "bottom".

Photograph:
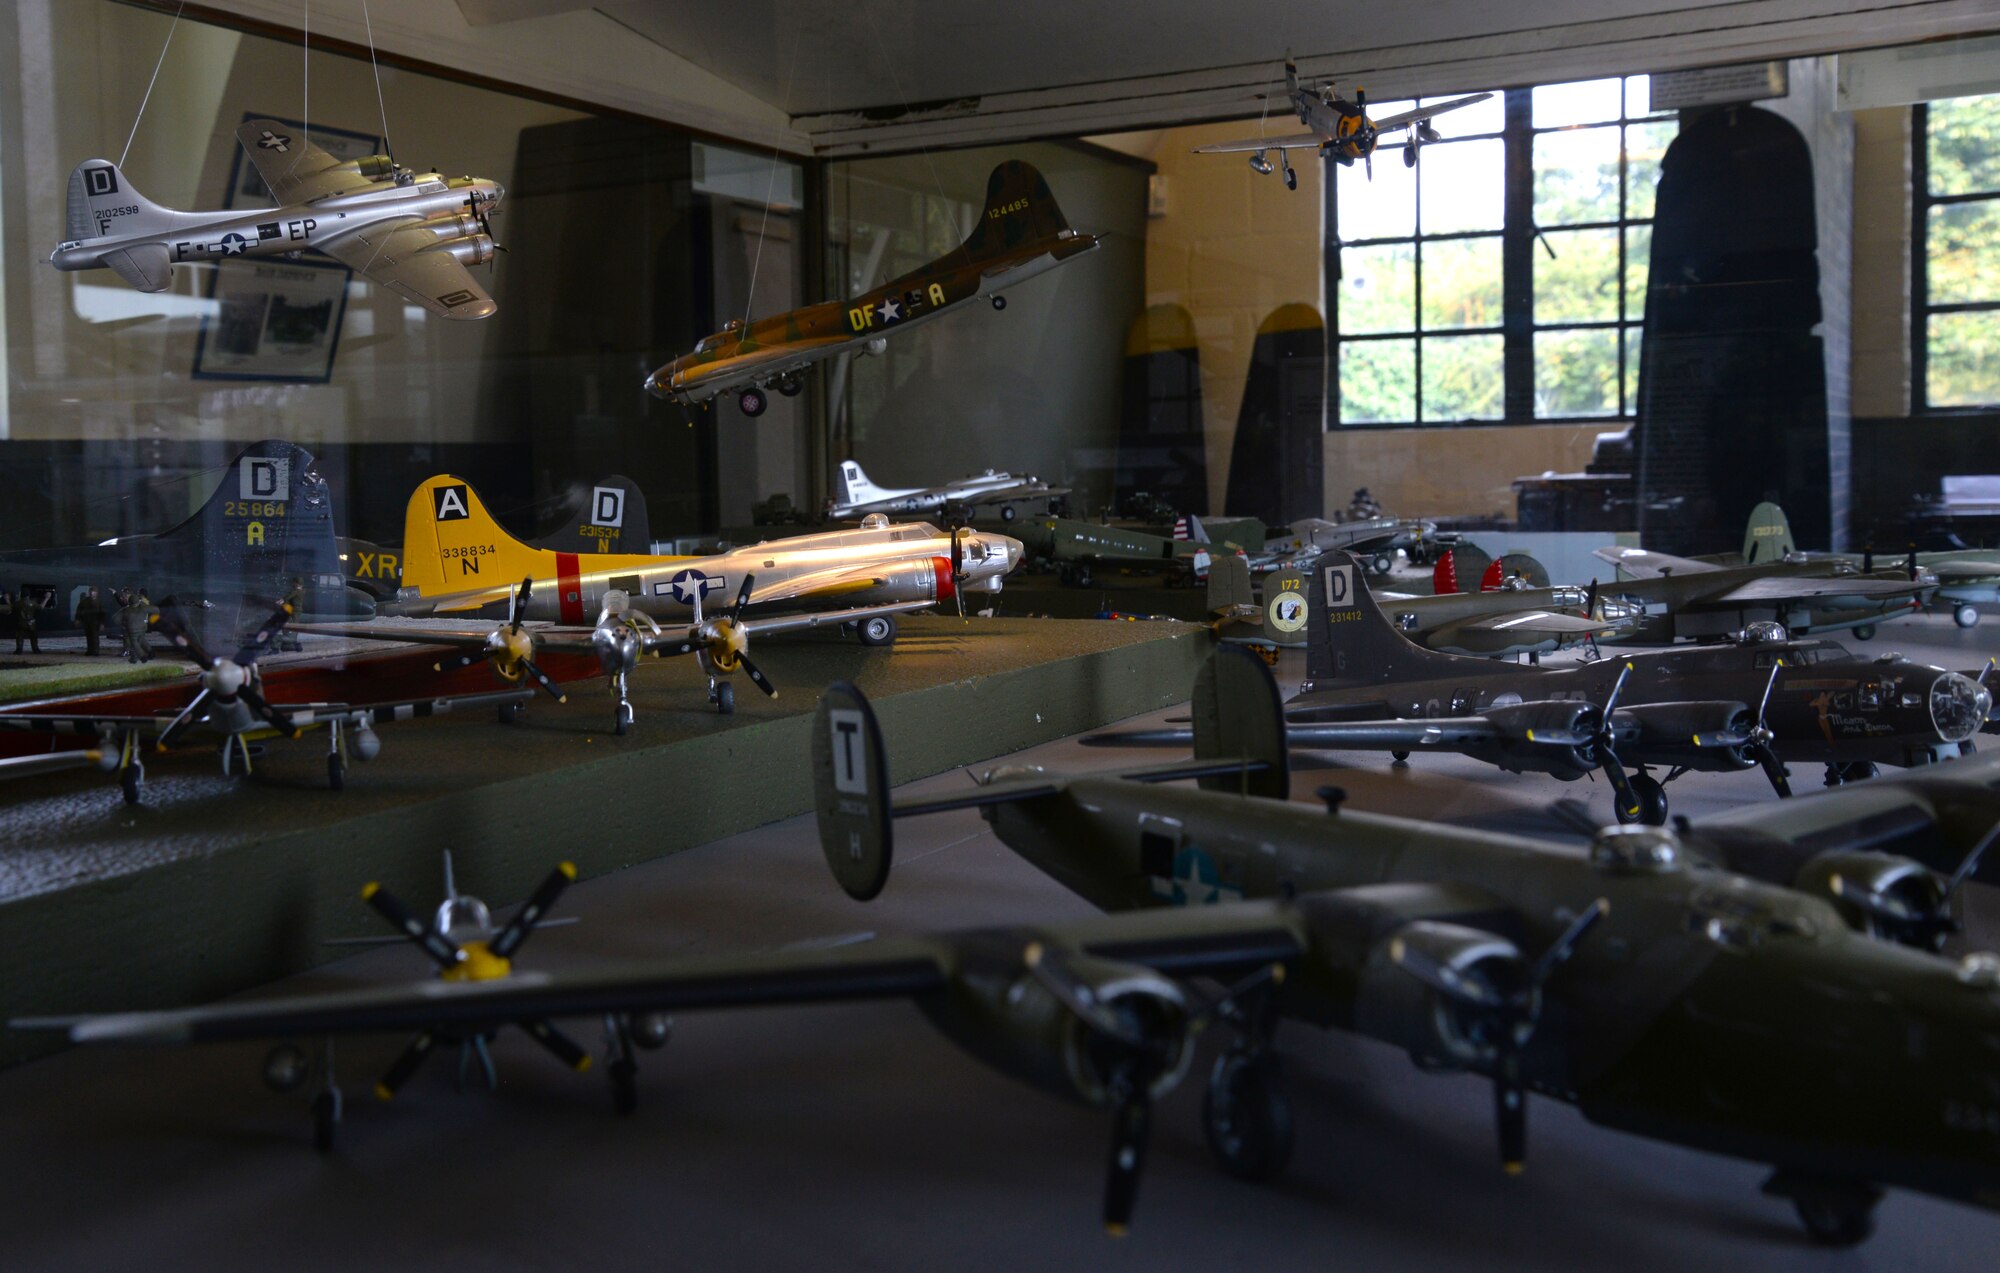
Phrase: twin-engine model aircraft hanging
[
  {"left": 827, "top": 460, "right": 1069, "bottom": 523},
  {"left": 50, "top": 119, "right": 504, "bottom": 319},
  {"left": 645, "top": 161, "right": 1100, "bottom": 417},
  {"left": 1195, "top": 59, "right": 1491, "bottom": 188},
  {"left": 296, "top": 476, "right": 1023, "bottom": 728}
]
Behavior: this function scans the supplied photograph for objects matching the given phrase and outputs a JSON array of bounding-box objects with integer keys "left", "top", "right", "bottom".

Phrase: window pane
[
  {"left": 1625, "top": 75, "right": 1652, "bottom": 117},
  {"left": 1423, "top": 334, "right": 1505, "bottom": 421},
  {"left": 1536, "top": 328, "right": 1621, "bottom": 416},
  {"left": 1929, "top": 93, "right": 2000, "bottom": 198},
  {"left": 1339, "top": 242, "right": 1416, "bottom": 333},
  {"left": 1341, "top": 339, "right": 1417, "bottom": 423},
  {"left": 1625, "top": 224, "right": 1652, "bottom": 319},
  {"left": 1422, "top": 90, "right": 1505, "bottom": 138},
  {"left": 1625, "top": 120, "right": 1675, "bottom": 220},
  {"left": 1927, "top": 199, "right": 2000, "bottom": 305},
  {"left": 1419, "top": 138, "right": 1504, "bottom": 234},
  {"left": 1421, "top": 236, "right": 1503, "bottom": 329},
  {"left": 1534, "top": 78, "right": 1623, "bottom": 128},
  {"left": 1534, "top": 126, "right": 1621, "bottom": 225},
  {"left": 1928, "top": 310, "right": 2000, "bottom": 408},
  {"left": 1536, "top": 227, "right": 1620, "bottom": 323},
  {"left": 1623, "top": 326, "right": 1644, "bottom": 415},
  {"left": 1336, "top": 152, "right": 1415, "bottom": 241}
]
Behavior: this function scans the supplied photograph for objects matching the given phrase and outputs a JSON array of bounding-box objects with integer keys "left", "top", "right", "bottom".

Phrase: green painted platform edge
[{"left": 0, "top": 627, "right": 1208, "bottom": 1067}]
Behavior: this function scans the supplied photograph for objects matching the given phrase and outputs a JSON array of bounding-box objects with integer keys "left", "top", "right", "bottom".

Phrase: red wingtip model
[{"left": 1432, "top": 550, "right": 1460, "bottom": 595}]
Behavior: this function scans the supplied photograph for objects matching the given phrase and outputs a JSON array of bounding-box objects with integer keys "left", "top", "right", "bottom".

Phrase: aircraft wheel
[
  {"left": 1391, "top": 750, "right": 1410, "bottom": 763},
  {"left": 326, "top": 754, "right": 345, "bottom": 792},
  {"left": 858, "top": 615, "right": 898, "bottom": 647},
  {"left": 1956, "top": 604, "right": 1980, "bottom": 629},
  {"left": 1854, "top": 624, "right": 1877, "bottom": 641},
  {"left": 991, "top": 295, "right": 1007, "bottom": 311},
  {"left": 739, "top": 387, "right": 768, "bottom": 418},
  {"left": 615, "top": 701, "right": 634, "bottom": 736},
  {"left": 1629, "top": 773, "right": 1668, "bottom": 826},
  {"left": 1203, "top": 1049, "right": 1294, "bottom": 1182},
  {"left": 1371, "top": 553, "right": 1394, "bottom": 576},
  {"left": 714, "top": 681, "right": 736, "bottom": 715},
  {"left": 1283, "top": 168, "right": 1298, "bottom": 191},
  {"left": 1794, "top": 1194, "right": 1878, "bottom": 1247},
  {"left": 777, "top": 375, "right": 802, "bottom": 397},
  {"left": 1000, "top": 505, "right": 1017, "bottom": 522},
  {"left": 610, "top": 1057, "right": 639, "bottom": 1116},
  {"left": 311, "top": 1091, "right": 340, "bottom": 1155},
  {"left": 120, "top": 766, "right": 142, "bottom": 806}
]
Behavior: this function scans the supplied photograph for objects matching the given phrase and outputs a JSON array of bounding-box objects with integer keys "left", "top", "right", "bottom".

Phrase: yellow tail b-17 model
[
  {"left": 1195, "top": 59, "right": 1490, "bottom": 188},
  {"left": 645, "top": 161, "right": 1100, "bottom": 417}
]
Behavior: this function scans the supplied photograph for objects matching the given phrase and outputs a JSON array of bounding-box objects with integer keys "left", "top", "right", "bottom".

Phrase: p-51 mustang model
[
  {"left": 646, "top": 161, "right": 1099, "bottom": 417},
  {"left": 1195, "top": 59, "right": 1491, "bottom": 188},
  {"left": 828, "top": 460, "right": 1069, "bottom": 523},
  {"left": 0, "top": 602, "right": 529, "bottom": 803},
  {"left": 50, "top": 119, "right": 504, "bottom": 319}
]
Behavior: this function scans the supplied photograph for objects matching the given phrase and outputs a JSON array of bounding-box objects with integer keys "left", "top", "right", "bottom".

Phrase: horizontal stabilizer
[{"left": 103, "top": 244, "right": 173, "bottom": 293}]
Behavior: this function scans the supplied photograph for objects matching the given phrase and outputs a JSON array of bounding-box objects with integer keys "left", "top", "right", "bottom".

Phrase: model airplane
[
  {"left": 1591, "top": 537, "right": 1933, "bottom": 642},
  {"left": 0, "top": 601, "right": 529, "bottom": 803},
  {"left": 827, "top": 461, "right": 1069, "bottom": 523},
  {"left": 646, "top": 161, "right": 1100, "bottom": 417},
  {"left": 0, "top": 439, "right": 358, "bottom": 644},
  {"left": 51, "top": 120, "right": 504, "bottom": 318},
  {"left": 1091, "top": 551, "right": 1992, "bottom": 824},
  {"left": 35, "top": 669, "right": 2000, "bottom": 1243},
  {"left": 1195, "top": 59, "right": 1491, "bottom": 187},
  {"left": 1740, "top": 501, "right": 2000, "bottom": 630}
]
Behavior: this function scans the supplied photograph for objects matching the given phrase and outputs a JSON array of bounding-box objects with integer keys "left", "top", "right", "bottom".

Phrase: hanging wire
[
  {"left": 361, "top": 0, "right": 393, "bottom": 161},
  {"left": 301, "top": 0, "right": 311, "bottom": 151},
  {"left": 118, "top": 1, "right": 187, "bottom": 167},
  {"left": 856, "top": 1, "right": 958, "bottom": 259},
  {"left": 741, "top": 21, "right": 806, "bottom": 330}
]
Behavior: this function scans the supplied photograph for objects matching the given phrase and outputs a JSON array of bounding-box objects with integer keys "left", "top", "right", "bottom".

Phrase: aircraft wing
[
  {"left": 739, "top": 565, "right": 923, "bottom": 607},
  {"left": 1703, "top": 575, "right": 1925, "bottom": 605},
  {"left": 234, "top": 119, "right": 365, "bottom": 205},
  {"left": 291, "top": 620, "right": 515, "bottom": 649},
  {"left": 1592, "top": 546, "right": 1724, "bottom": 579},
  {"left": 1192, "top": 131, "right": 1327, "bottom": 155},
  {"left": 272, "top": 688, "right": 534, "bottom": 728},
  {"left": 1425, "top": 609, "right": 1626, "bottom": 650},
  {"left": 1369, "top": 93, "right": 1495, "bottom": 135},
  {"left": 1931, "top": 561, "right": 2000, "bottom": 585},
  {"left": 320, "top": 225, "right": 497, "bottom": 320},
  {"left": 639, "top": 601, "right": 935, "bottom": 658}
]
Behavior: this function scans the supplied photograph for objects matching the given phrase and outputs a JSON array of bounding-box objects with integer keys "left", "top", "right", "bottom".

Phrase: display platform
[{"left": 0, "top": 615, "right": 1212, "bottom": 1066}]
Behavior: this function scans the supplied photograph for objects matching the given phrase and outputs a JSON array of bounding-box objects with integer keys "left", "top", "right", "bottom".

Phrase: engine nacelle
[
  {"left": 1249, "top": 151, "right": 1275, "bottom": 175},
  {"left": 918, "top": 936, "right": 1195, "bottom": 1108},
  {"left": 415, "top": 213, "right": 483, "bottom": 242},
  {"left": 346, "top": 154, "right": 397, "bottom": 181},
  {"left": 931, "top": 556, "right": 957, "bottom": 605},
  {"left": 435, "top": 234, "right": 495, "bottom": 267},
  {"left": 1354, "top": 922, "right": 1529, "bottom": 1069},
  {"left": 1485, "top": 700, "right": 1600, "bottom": 745},
  {"left": 1793, "top": 850, "right": 1951, "bottom": 946},
  {"left": 1615, "top": 701, "right": 1758, "bottom": 769}
]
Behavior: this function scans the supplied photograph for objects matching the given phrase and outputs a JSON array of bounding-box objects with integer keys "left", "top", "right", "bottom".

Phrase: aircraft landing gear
[
  {"left": 1956, "top": 604, "right": 1981, "bottom": 629},
  {"left": 1763, "top": 1170, "right": 1882, "bottom": 1246},
  {"left": 738, "top": 387, "right": 768, "bottom": 417},
  {"left": 1824, "top": 761, "right": 1879, "bottom": 787},
  {"left": 1854, "top": 624, "right": 1877, "bottom": 641},
  {"left": 991, "top": 294, "right": 1007, "bottom": 311},
  {"left": 1000, "top": 504, "right": 1017, "bottom": 521},
  {"left": 710, "top": 678, "right": 735, "bottom": 715},
  {"left": 857, "top": 614, "right": 898, "bottom": 647},
  {"left": 1391, "top": 750, "right": 1410, "bottom": 763},
  {"left": 604, "top": 1011, "right": 670, "bottom": 1116},
  {"left": 610, "top": 669, "right": 635, "bottom": 736},
  {"left": 1282, "top": 164, "right": 1298, "bottom": 191},
  {"left": 777, "top": 375, "right": 803, "bottom": 397},
  {"left": 1614, "top": 772, "right": 1669, "bottom": 826},
  {"left": 1203, "top": 1048, "right": 1295, "bottom": 1181},
  {"left": 307, "top": 1039, "right": 343, "bottom": 1155},
  {"left": 116, "top": 732, "right": 144, "bottom": 805},
  {"left": 326, "top": 720, "right": 347, "bottom": 791}
]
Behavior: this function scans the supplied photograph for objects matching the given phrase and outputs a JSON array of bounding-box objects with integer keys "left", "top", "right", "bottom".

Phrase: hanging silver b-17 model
[
  {"left": 646, "top": 161, "right": 1100, "bottom": 417},
  {"left": 828, "top": 460, "right": 1069, "bottom": 523},
  {"left": 50, "top": 119, "right": 504, "bottom": 318},
  {"left": 33, "top": 660, "right": 2000, "bottom": 1244},
  {"left": 1195, "top": 59, "right": 1491, "bottom": 188}
]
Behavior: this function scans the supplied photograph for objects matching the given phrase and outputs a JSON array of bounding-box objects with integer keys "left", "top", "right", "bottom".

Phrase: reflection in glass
[
  {"left": 1625, "top": 224, "right": 1652, "bottom": 317},
  {"left": 1418, "top": 139, "right": 1505, "bottom": 234},
  {"left": 1624, "top": 75, "right": 1652, "bottom": 118},
  {"left": 1623, "top": 327, "right": 1644, "bottom": 416},
  {"left": 1929, "top": 311, "right": 2000, "bottom": 407},
  {"left": 1423, "top": 335, "right": 1505, "bottom": 421},
  {"left": 1425, "top": 91, "right": 1506, "bottom": 138},
  {"left": 1339, "top": 243, "right": 1417, "bottom": 334},
  {"left": 1626, "top": 120, "right": 1674, "bottom": 220},
  {"left": 1341, "top": 339, "right": 1417, "bottom": 423},
  {"left": 1337, "top": 153, "right": 1415, "bottom": 241},
  {"left": 1928, "top": 93, "right": 2000, "bottom": 198},
  {"left": 1535, "top": 126, "right": 1621, "bottom": 225},
  {"left": 1536, "top": 227, "right": 1620, "bottom": 323},
  {"left": 1420, "top": 237, "right": 1503, "bottom": 330},
  {"left": 1535, "top": 328, "right": 1620, "bottom": 417},
  {"left": 1533, "top": 77, "right": 1623, "bottom": 129},
  {"left": 1927, "top": 201, "right": 2000, "bottom": 305}
]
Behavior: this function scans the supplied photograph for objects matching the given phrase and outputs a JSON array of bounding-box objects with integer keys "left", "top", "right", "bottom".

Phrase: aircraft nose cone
[
  {"left": 1002, "top": 536, "right": 1025, "bottom": 574},
  {"left": 487, "top": 181, "right": 505, "bottom": 206}
]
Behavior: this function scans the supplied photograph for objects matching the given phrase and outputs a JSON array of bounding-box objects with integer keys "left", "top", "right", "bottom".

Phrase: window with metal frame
[{"left": 1913, "top": 93, "right": 2000, "bottom": 411}]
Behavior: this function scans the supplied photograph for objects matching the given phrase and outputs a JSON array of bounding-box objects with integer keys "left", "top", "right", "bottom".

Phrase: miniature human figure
[
  {"left": 0, "top": 593, "right": 13, "bottom": 652},
  {"left": 74, "top": 586, "right": 103, "bottom": 656},
  {"left": 14, "top": 589, "right": 40, "bottom": 654},
  {"left": 119, "top": 588, "right": 153, "bottom": 663}
]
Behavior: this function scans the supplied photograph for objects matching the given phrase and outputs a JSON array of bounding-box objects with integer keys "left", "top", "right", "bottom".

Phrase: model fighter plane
[
  {"left": 646, "top": 161, "right": 1100, "bottom": 417},
  {"left": 29, "top": 660, "right": 2000, "bottom": 1243},
  {"left": 50, "top": 120, "right": 504, "bottom": 319},
  {"left": 1195, "top": 59, "right": 1491, "bottom": 188}
]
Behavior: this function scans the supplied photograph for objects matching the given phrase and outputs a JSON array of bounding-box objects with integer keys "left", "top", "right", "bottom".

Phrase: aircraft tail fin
[
  {"left": 400, "top": 475, "right": 547, "bottom": 599},
  {"left": 1742, "top": 501, "right": 1796, "bottom": 564},
  {"left": 529, "top": 475, "right": 652, "bottom": 556},
  {"left": 1173, "top": 514, "right": 1211, "bottom": 544},
  {"left": 1303, "top": 550, "right": 1484, "bottom": 691},
  {"left": 1477, "top": 558, "right": 1505, "bottom": 592},
  {"left": 1284, "top": 56, "right": 1301, "bottom": 101},
  {"left": 66, "top": 160, "right": 178, "bottom": 245},
  {"left": 1432, "top": 550, "right": 1461, "bottom": 595},
  {"left": 155, "top": 440, "right": 342, "bottom": 601},
  {"left": 837, "top": 460, "right": 887, "bottom": 507},
  {"left": 1190, "top": 645, "right": 1290, "bottom": 800},
  {"left": 957, "top": 161, "right": 1073, "bottom": 262},
  {"left": 1206, "top": 551, "right": 1254, "bottom": 618}
]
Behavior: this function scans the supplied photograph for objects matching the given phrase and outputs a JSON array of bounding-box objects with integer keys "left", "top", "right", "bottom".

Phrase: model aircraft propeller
[
  {"left": 1746, "top": 660, "right": 1791, "bottom": 798},
  {"left": 673, "top": 574, "right": 778, "bottom": 700},
  {"left": 439, "top": 577, "right": 567, "bottom": 704},
  {"left": 1587, "top": 663, "right": 1641, "bottom": 821},
  {"left": 1390, "top": 899, "right": 1608, "bottom": 1172},
  {"left": 151, "top": 603, "right": 300, "bottom": 748},
  {"left": 949, "top": 527, "right": 970, "bottom": 620}
]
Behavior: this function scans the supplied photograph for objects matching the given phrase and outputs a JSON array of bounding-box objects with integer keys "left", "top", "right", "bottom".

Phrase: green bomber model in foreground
[{"left": 21, "top": 654, "right": 2000, "bottom": 1243}]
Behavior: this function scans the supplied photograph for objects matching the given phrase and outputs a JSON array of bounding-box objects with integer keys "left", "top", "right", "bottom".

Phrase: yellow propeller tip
[
  {"left": 1105, "top": 1224, "right": 1130, "bottom": 1239},
  {"left": 558, "top": 861, "right": 578, "bottom": 880},
  {"left": 1503, "top": 1162, "right": 1525, "bottom": 1176},
  {"left": 575, "top": 1055, "right": 593, "bottom": 1073},
  {"left": 557, "top": 695, "right": 569, "bottom": 704},
  {"left": 1270, "top": 964, "right": 1288, "bottom": 985},
  {"left": 1023, "top": 942, "right": 1044, "bottom": 967},
  {"left": 154, "top": 743, "right": 168, "bottom": 753},
  {"left": 360, "top": 882, "right": 381, "bottom": 900},
  {"left": 374, "top": 1083, "right": 395, "bottom": 1103}
]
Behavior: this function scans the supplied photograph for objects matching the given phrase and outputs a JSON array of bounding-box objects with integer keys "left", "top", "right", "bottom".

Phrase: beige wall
[
  {"left": 1325, "top": 423, "right": 1611, "bottom": 522},
  {"left": 1850, "top": 106, "right": 1912, "bottom": 418}
]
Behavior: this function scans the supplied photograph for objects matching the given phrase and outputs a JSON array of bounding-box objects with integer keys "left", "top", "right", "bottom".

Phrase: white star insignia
[
  {"left": 876, "top": 297, "right": 901, "bottom": 323},
  {"left": 258, "top": 131, "right": 291, "bottom": 152}
]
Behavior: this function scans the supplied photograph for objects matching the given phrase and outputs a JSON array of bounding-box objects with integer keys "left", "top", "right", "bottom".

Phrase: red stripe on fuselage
[{"left": 557, "top": 552, "right": 584, "bottom": 624}]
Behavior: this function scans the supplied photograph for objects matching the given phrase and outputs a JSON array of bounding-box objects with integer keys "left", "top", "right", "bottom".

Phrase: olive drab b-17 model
[
  {"left": 1194, "top": 59, "right": 1492, "bottom": 188},
  {"left": 296, "top": 476, "right": 1023, "bottom": 728},
  {"left": 50, "top": 119, "right": 504, "bottom": 319},
  {"left": 1741, "top": 501, "right": 2000, "bottom": 631},
  {"left": 646, "top": 161, "right": 1100, "bottom": 417},
  {"left": 40, "top": 660, "right": 2000, "bottom": 1243},
  {"left": 828, "top": 460, "right": 1070, "bottom": 523},
  {"left": 1092, "top": 551, "right": 1994, "bottom": 825}
]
